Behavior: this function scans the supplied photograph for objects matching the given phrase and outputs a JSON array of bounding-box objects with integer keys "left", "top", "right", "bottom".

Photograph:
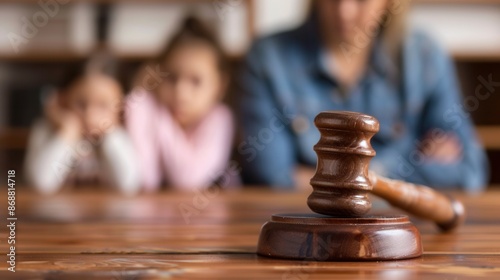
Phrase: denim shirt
[{"left": 238, "top": 18, "right": 489, "bottom": 192}]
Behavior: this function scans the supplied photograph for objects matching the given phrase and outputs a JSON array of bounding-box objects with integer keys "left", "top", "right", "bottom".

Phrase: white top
[{"left": 24, "top": 120, "right": 141, "bottom": 196}]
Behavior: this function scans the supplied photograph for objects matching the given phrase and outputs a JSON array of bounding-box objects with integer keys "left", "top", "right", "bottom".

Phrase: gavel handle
[{"left": 369, "top": 172, "right": 465, "bottom": 232}]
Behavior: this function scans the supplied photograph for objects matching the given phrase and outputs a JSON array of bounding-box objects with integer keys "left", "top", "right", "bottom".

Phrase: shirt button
[{"left": 292, "top": 115, "right": 310, "bottom": 134}]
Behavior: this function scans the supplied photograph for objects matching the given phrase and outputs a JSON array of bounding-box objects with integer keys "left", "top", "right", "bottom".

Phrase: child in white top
[{"left": 24, "top": 56, "right": 140, "bottom": 195}]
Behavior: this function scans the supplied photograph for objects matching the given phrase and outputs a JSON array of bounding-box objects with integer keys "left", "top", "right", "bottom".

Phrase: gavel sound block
[{"left": 257, "top": 111, "right": 465, "bottom": 261}]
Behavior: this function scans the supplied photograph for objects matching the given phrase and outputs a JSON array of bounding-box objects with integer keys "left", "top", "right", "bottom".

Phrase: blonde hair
[{"left": 382, "top": 0, "right": 410, "bottom": 61}]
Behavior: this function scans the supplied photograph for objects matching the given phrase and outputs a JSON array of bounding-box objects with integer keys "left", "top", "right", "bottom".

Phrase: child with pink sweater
[{"left": 125, "top": 17, "right": 235, "bottom": 192}]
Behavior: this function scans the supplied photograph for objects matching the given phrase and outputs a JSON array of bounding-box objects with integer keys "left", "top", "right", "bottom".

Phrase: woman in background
[
  {"left": 125, "top": 17, "right": 234, "bottom": 192},
  {"left": 24, "top": 55, "right": 140, "bottom": 196},
  {"left": 239, "top": 0, "right": 488, "bottom": 191}
]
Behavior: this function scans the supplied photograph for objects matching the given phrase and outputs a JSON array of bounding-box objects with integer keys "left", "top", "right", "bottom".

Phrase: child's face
[
  {"left": 157, "top": 43, "right": 224, "bottom": 128},
  {"left": 62, "top": 74, "right": 122, "bottom": 136}
]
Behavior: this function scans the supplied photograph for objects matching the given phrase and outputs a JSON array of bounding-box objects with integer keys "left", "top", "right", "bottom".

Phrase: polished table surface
[{"left": 1, "top": 187, "right": 500, "bottom": 279}]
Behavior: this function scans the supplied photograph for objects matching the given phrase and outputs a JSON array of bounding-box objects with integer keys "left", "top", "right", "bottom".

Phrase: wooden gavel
[{"left": 308, "top": 111, "right": 465, "bottom": 231}]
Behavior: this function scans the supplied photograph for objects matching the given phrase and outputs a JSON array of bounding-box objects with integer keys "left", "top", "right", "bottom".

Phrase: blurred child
[
  {"left": 126, "top": 17, "right": 234, "bottom": 192},
  {"left": 24, "top": 56, "right": 141, "bottom": 196}
]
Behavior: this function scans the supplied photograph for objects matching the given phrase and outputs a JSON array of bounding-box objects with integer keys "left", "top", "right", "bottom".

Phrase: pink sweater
[{"left": 125, "top": 90, "right": 234, "bottom": 192}]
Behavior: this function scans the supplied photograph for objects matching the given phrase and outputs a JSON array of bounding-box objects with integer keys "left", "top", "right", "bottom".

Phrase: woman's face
[
  {"left": 316, "top": 0, "right": 390, "bottom": 45},
  {"left": 156, "top": 43, "right": 224, "bottom": 128}
]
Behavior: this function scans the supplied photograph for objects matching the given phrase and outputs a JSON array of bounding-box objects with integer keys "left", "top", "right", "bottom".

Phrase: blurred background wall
[{"left": 1, "top": 0, "right": 499, "bottom": 184}]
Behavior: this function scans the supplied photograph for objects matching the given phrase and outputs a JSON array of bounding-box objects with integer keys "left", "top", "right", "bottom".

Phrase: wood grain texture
[
  {"left": 371, "top": 173, "right": 465, "bottom": 231},
  {"left": 309, "top": 111, "right": 379, "bottom": 217},
  {"left": 308, "top": 111, "right": 465, "bottom": 232},
  {"left": 257, "top": 214, "right": 422, "bottom": 261},
  {"left": 0, "top": 188, "right": 500, "bottom": 279}
]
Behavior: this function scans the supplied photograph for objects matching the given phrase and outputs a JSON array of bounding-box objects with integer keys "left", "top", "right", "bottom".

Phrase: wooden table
[{"left": 1, "top": 187, "right": 500, "bottom": 279}]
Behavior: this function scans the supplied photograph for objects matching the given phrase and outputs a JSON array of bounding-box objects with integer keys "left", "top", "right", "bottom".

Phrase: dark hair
[
  {"left": 157, "top": 16, "right": 228, "bottom": 74},
  {"left": 60, "top": 52, "right": 119, "bottom": 91}
]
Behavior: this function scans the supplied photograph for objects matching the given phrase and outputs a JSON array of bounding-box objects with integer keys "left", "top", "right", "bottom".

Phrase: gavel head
[{"left": 308, "top": 111, "right": 380, "bottom": 217}]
